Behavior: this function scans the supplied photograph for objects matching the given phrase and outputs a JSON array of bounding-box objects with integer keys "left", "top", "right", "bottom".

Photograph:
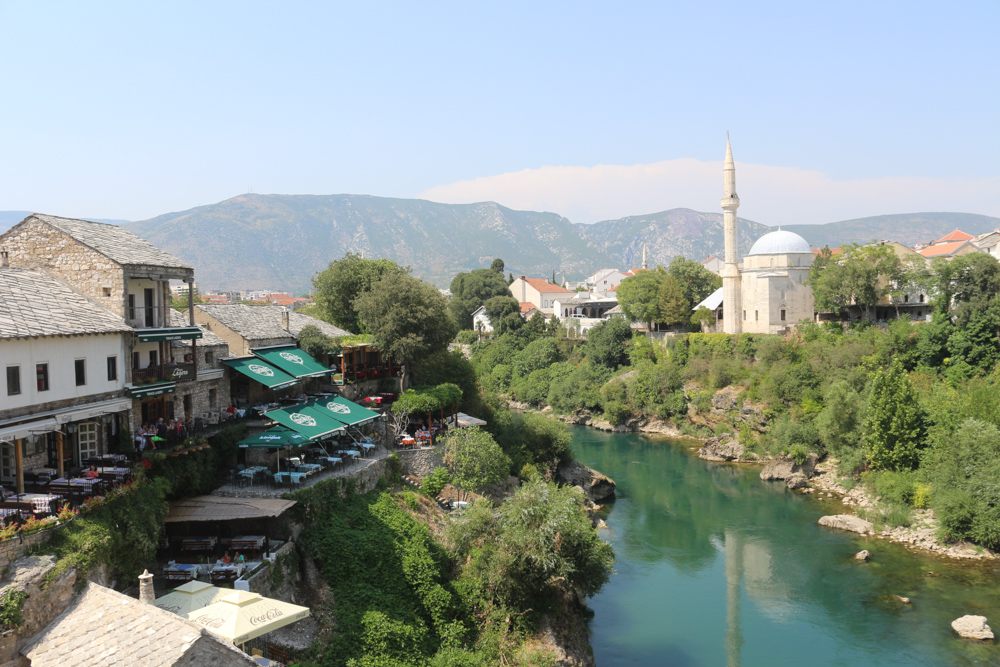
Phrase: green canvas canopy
[
  {"left": 223, "top": 358, "right": 300, "bottom": 389},
  {"left": 252, "top": 346, "right": 334, "bottom": 379},
  {"left": 312, "top": 395, "right": 381, "bottom": 426},
  {"left": 237, "top": 428, "right": 308, "bottom": 449},
  {"left": 264, "top": 405, "right": 346, "bottom": 440}
]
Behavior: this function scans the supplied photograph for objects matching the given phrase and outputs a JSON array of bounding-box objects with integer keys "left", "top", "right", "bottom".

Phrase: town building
[
  {"left": 472, "top": 305, "right": 493, "bottom": 333},
  {"left": 0, "top": 265, "right": 132, "bottom": 489},
  {"left": 974, "top": 229, "right": 1000, "bottom": 258},
  {"left": 917, "top": 230, "right": 982, "bottom": 261},
  {"left": 701, "top": 255, "right": 724, "bottom": 275},
  {"left": 584, "top": 268, "right": 629, "bottom": 295},
  {"left": 509, "top": 276, "right": 573, "bottom": 311},
  {"left": 718, "top": 139, "right": 815, "bottom": 334}
]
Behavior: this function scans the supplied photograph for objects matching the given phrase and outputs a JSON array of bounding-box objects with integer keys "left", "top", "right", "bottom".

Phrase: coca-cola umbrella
[
  {"left": 155, "top": 580, "right": 230, "bottom": 616},
  {"left": 185, "top": 590, "right": 310, "bottom": 645}
]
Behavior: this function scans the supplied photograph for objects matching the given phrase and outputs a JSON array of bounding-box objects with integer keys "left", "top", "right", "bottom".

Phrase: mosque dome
[{"left": 747, "top": 230, "right": 812, "bottom": 256}]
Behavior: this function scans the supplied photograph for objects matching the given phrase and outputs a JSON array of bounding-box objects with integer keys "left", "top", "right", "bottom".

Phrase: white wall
[
  {"left": 126, "top": 278, "right": 169, "bottom": 329},
  {"left": 1, "top": 334, "right": 126, "bottom": 413}
]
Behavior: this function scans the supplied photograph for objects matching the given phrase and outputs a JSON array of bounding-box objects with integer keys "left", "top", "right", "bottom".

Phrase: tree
[
  {"left": 809, "top": 243, "right": 900, "bottom": 320},
  {"left": 522, "top": 311, "right": 548, "bottom": 340},
  {"left": 296, "top": 324, "right": 341, "bottom": 361},
  {"left": 355, "top": 272, "right": 457, "bottom": 388},
  {"left": 442, "top": 427, "right": 510, "bottom": 499},
  {"left": 615, "top": 270, "right": 664, "bottom": 330},
  {"left": 933, "top": 252, "right": 1000, "bottom": 315},
  {"left": 863, "top": 359, "right": 927, "bottom": 471},
  {"left": 668, "top": 256, "right": 722, "bottom": 307},
  {"left": 447, "top": 478, "right": 615, "bottom": 607},
  {"left": 448, "top": 268, "right": 511, "bottom": 330},
  {"left": 312, "top": 253, "right": 409, "bottom": 333},
  {"left": 490, "top": 258, "right": 505, "bottom": 275},
  {"left": 657, "top": 274, "right": 690, "bottom": 329},
  {"left": 585, "top": 317, "right": 632, "bottom": 372},
  {"left": 483, "top": 295, "right": 522, "bottom": 336},
  {"left": 691, "top": 306, "right": 716, "bottom": 331}
]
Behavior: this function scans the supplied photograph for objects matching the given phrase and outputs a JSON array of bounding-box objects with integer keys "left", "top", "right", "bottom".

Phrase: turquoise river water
[{"left": 572, "top": 427, "right": 1000, "bottom": 667}]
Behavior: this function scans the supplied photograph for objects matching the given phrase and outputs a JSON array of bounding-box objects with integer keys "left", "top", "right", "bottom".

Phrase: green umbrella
[{"left": 237, "top": 427, "right": 308, "bottom": 449}]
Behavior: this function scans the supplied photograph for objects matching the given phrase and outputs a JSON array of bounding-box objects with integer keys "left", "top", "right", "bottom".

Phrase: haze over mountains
[{"left": 1, "top": 196, "right": 997, "bottom": 294}]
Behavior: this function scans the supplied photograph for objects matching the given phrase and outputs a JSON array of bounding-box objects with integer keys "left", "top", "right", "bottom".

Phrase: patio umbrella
[
  {"left": 155, "top": 580, "right": 231, "bottom": 616},
  {"left": 185, "top": 590, "right": 310, "bottom": 645},
  {"left": 237, "top": 428, "right": 307, "bottom": 448}
]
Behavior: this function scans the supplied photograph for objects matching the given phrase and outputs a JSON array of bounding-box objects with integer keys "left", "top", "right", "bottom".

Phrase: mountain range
[{"left": 1, "top": 197, "right": 997, "bottom": 294}]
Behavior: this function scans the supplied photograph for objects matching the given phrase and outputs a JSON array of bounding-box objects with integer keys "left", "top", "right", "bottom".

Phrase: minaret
[
  {"left": 642, "top": 244, "right": 648, "bottom": 270},
  {"left": 721, "top": 134, "right": 742, "bottom": 334}
]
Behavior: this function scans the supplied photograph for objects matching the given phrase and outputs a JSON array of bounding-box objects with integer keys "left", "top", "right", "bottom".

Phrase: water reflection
[{"left": 574, "top": 428, "right": 1000, "bottom": 667}]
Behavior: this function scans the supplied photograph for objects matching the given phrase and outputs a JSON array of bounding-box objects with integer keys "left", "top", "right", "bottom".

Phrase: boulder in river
[
  {"left": 786, "top": 472, "right": 809, "bottom": 489},
  {"left": 760, "top": 454, "right": 817, "bottom": 481},
  {"left": 699, "top": 436, "right": 745, "bottom": 462},
  {"left": 818, "top": 515, "right": 874, "bottom": 535},
  {"left": 855, "top": 550, "right": 870, "bottom": 561},
  {"left": 952, "top": 615, "right": 994, "bottom": 640},
  {"left": 558, "top": 461, "right": 616, "bottom": 502}
]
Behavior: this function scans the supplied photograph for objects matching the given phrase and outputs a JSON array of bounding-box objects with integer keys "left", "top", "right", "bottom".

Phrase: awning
[
  {"left": 129, "top": 382, "right": 176, "bottom": 399},
  {"left": 185, "top": 590, "right": 310, "bottom": 645},
  {"left": 252, "top": 345, "right": 334, "bottom": 378},
  {"left": 456, "top": 412, "right": 487, "bottom": 428},
  {"left": 0, "top": 418, "right": 59, "bottom": 443},
  {"left": 312, "top": 396, "right": 381, "bottom": 426},
  {"left": 165, "top": 495, "right": 296, "bottom": 523},
  {"left": 223, "top": 358, "right": 300, "bottom": 389},
  {"left": 237, "top": 427, "right": 309, "bottom": 449},
  {"left": 264, "top": 405, "right": 346, "bottom": 440},
  {"left": 156, "top": 581, "right": 231, "bottom": 616},
  {"left": 136, "top": 326, "right": 203, "bottom": 343}
]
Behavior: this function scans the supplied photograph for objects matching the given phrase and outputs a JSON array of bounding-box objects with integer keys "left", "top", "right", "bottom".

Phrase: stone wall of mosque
[{"left": 0, "top": 219, "right": 127, "bottom": 317}]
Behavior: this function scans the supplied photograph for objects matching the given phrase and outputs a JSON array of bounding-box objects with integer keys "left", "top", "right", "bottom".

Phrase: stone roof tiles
[
  {"left": 197, "top": 304, "right": 350, "bottom": 341},
  {"left": 21, "top": 583, "right": 255, "bottom": 667},
  {"left": 28, "top": 213, "right": 192, "bottom": 270},
  {"left": 0, "top": 268, "right": 132, "bottom": 339},
  {"left": 168, "top": 309, "right": 228, "bottom": 347}
]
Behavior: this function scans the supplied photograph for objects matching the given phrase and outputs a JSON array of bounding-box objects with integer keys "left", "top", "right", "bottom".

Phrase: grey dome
[{"left": 747, "top": 230, "right": 812, "bottom": 256}]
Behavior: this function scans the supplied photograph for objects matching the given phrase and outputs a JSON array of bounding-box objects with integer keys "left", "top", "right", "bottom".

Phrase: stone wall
[
  {"left": 0, "top": 523, "right": 71, "bottom": 573},
  {"left": 239, "top": 542, "right": 300, "bottom": 603},
  {"left": 0, "top": 555, "right": 77, "bottom": 667},
  {"left": 1, "top": 218, "right": 126, "bottom": 318},
  {"left": 398, "top": 447, "right": 443, "bottom": 478}
]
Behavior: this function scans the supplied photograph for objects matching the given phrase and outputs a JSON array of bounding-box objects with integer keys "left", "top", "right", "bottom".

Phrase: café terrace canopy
[
  {"left": 223, "top": 357, "right": 300, "bottom": 390},
  {"left": 313, "top": 395, "right": 381, "bottom": 426},
  {"left": 186, "top": 590, "right": 310, "bottom": 646},
  {"left": 252, "top": 345, "right": 334, "bottom": 379},
  {"left": 264, "top": 404, "right": 345, "bottom": 440},
  {"left": 237, "top": 427, "right": 308, "bottom": 449},
  {"left": 165, "top": 496, "right": 296, "bottom": 523}
]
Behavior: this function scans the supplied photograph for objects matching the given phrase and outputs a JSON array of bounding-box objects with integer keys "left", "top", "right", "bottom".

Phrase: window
[
  {"left": 6, "top": 366, "right": 20, "bottom": 396},
  {"left": 132, "top": 351, "right": 140, "bottom": 371},
  {"left": 904, "top": 294, "right": 909, "bottom": 303},
  {"left": 781, "top": 309, "right": 786, "bottom": 321},
  {"left": 919, "top": 294, "right": 925, "bottom": 303},
  {"left": 107, "top": 356, "right": 117, "bottom": 381},
  {"left": 209, "top": 388, "right": 218, "bottom": 409},
  {"left": 128, "top": 294, "right": 136, "bottom": 320},
  {"left": 743, "top": 310, "right": 746, "bottom": 320},
  {"left": 755, "top": 310, "right": 759, "bottom": 321},
  {"left": 36, "top": 363, "right": 49, "bottom": 392},
  {"left": 102, "top": 287, "right": 112, "bottom": 297},
  {"left": 77, "top": 422, "right": 99, "bottom": 463},
  {"left": 204, "top": 351, "right": 214, "bottom": 365},
  {"left": 149, "top": 350, "right": 158, "bottom": 367},
  {"left": 75, "top": 359, "right": 86, "bottom": 386}
]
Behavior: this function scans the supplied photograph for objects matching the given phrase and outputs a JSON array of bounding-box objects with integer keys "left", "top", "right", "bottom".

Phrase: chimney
[
  {"left": 281, "top": 307, "right": 290, "bottom": 332},
  {"left": 0, "top": 250, "right": 8, "bottom": 268},
  {"left": 138, "top": 569, "right": 155, "bottom": 605}
]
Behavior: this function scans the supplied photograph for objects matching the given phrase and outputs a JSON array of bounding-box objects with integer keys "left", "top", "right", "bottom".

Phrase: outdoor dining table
[
  {"left": 49, "top": 477, "right": 101, "bottom": 492},
  {"left": 416, "top": 430, "right": 432, "bottom": 441},
  {"left": 273, "top": 471, "right": 308, "bottom": 484},
  {"left": 12, "top": 493, "right": 62, "bottom": 513},
  {"left": 97, "top": 466, "right": 131, "bottom": 481},
  {"left": 293, "top": 463, "right": 322, "bottom": 474},
  {"left": 317, "top": 456, "right": 342, "bottom": 468},
  {"left": 399, "top": 436, "right": 416, "bottom": 448},
  {"left": 238, "top": 466, "right": 268, "bottom": 479},
  {"left": 181, "top": 536, "right": 218, "bottom": 553},
  {"left": 30, "top": 467, "right": 58, "bottom": 477},
  {"left": 358, "top": 442, "right": 376, "bottom": 455},
  {"left": 163, "top": 563, "right": 201, "bottom": 581},
  {"left": 228, "top": 535, "right": 265, "bottom": 553}
]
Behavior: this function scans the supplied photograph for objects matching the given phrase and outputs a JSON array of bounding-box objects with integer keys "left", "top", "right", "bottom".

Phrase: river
[{"left": 572, "top": 427, "right": 1000, "bottom": 667}]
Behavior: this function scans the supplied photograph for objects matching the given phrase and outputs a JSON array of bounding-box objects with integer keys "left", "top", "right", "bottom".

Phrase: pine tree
[
  {"left": 657, "top": 275, "right": 690, "bottom": 329},
  {"left": 863, "top": 359, "right": 927, "bottom": 470}
]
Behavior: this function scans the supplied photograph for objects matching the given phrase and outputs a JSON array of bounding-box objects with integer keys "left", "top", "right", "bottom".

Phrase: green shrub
[
  {"left": 787, "top": 444, "right": 810, "bottom": 465},
  {"left": 0, "top": 589, "right": 27, "bottom": 628},
  {"left": 455, "top": 330, "right": 480, "bottom": 345},
  {"left": 422, "top": 467, "right": 451, "bottom": 497},
  {"left": 871, "top": 470, "right": 917, "bottom": 506},
  {"left": 913, "top": 484, "right": 932, "bottom": 509}
]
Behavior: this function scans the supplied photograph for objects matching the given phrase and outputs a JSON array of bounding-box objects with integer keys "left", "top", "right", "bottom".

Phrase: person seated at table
[
  {"left": 226, "top": 402, "right": 237, "bottom": 419},
  {"left": 235, "top": 551, "right": 246, "bottom": 566},
  {"left": 84, "top": 465, "right": 99, "bottom": 479},
  {"left": 221, "top": 551, "right": 232, "bottom": 566}
]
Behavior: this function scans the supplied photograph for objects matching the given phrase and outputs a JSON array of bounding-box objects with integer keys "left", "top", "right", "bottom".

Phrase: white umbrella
[
  {"left": 155, "top": 580, "right": 230, "bottom": 616},
  {"left": 185, "top": 590, "right": 310, "bottom": 645}
]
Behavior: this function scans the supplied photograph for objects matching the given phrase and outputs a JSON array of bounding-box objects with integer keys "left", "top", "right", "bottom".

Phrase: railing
[
  {"left": 126, "top": 306, "right": 175, "bottom": 329},
  {"left": 132, "top": 367, "right": 165, "bottom": 384}
]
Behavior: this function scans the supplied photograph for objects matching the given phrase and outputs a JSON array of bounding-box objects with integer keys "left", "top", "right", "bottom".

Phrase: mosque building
[{"left": 714, "top": 136, "right": 816, "bottom": 334}]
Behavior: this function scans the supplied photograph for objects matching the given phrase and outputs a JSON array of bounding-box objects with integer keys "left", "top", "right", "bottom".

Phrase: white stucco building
[{"left": 719, "top": 138, "right": 815, "bottom": 334}]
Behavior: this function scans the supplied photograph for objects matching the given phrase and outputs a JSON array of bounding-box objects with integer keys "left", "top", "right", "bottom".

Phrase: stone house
[
  {"left": 165, "top": 310, "right": 231, "bottom": 428},
  {"left": 21, "top": 581, "right": 256, "bottom": 666},
  {"left": 0, "top": 266, "right": 132, "bottom": 489},
  {"left": 0, "top": 214, "right": 217, "bottom": 436},
  {"left": 193, "top": 304, "right": 349, "bottom": 406}
]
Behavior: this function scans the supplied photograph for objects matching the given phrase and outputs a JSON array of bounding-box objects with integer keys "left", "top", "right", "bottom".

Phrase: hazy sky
[{"left": 1, "top": 1, "right": 998, "bottom": 224}]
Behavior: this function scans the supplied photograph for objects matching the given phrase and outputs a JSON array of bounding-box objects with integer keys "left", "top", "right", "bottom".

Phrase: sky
[{"left": 1, "top": 1, "right": 998, "bottom": 225}]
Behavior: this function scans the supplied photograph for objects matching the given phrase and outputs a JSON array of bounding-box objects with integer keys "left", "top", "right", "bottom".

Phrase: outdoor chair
[{"left": 163, "top": 568, "right": 194, "bottom": 584}]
